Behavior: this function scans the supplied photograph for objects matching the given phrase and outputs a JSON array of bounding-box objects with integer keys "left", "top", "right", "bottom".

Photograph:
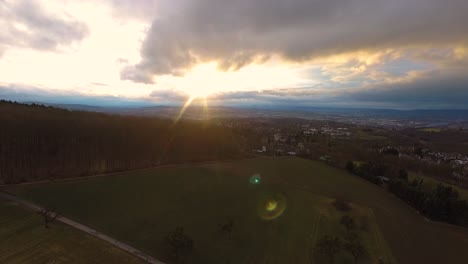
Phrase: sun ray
[
  {"left": 202, "top": 97, "right": 210, "bottom": 120},
  {"left": 174, "top": 96, "right": 196, "bottom": 124}
]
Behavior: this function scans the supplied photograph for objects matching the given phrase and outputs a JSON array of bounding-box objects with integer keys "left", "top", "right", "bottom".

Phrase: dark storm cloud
[
  {"left": 208, "top": 70, "right": 468, "bottom": 109},
  {"left": 0, "top": 0, "right": 89, "bottom": 55},
  {"left": 122, "top": 0, "right": 468, "bottom": 83},
  {"left": 209, "top": 88, "right": 342, "bottom": 107},
  {"left": 346, "top": 71, "right": 468, "bottom": 108}
]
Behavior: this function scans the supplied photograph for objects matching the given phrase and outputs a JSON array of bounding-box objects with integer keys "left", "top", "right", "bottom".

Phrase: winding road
[{"left": 0, "top": 191, "right": 165, "bottom": 264}]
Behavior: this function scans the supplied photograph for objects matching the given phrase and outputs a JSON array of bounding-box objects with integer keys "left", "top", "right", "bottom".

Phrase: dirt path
[{"left": 0, "top": 191, "right": 165, "bottom": 264}]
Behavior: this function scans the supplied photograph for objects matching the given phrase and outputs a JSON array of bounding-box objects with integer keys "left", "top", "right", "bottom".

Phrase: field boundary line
[
  {"left": 0, "top": 157, "right": 264, "bottom": 188},
  {"left": 0, "top": 191, "right": 165, "bottom": 264}
]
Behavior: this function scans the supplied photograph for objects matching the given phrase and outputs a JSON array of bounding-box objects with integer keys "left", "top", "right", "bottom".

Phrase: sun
[
  {"left": 156, "top": 61, "right": 307, "bottom": 100},
  {"left": 179, "top": 63, "right": 220, "bottom": 98},
  {"left": 186, "top": 86, "right": 213, "bottom": 98}
]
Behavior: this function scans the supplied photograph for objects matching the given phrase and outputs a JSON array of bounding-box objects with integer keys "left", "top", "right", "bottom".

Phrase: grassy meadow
[
  {"left": 6, "top": 157, "right": 468, "bottom": 264},
  {"left": 0, "top": 200, "right": 143, "bottom": 264}
]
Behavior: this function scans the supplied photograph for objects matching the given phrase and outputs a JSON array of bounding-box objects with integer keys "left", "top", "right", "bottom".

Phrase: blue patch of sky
[
  {"left": 0, "top": 88, "right": 155, "bottom": 107},
  {"left": 378, "top": 58, "right": 433, "bottom": 77}
]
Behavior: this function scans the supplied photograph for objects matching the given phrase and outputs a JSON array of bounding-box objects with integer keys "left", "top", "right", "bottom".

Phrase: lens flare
[
  {"left": 266, "top": 200, "right": 278, "bottom": 211},
  {"left": 249, "top": 174, "right": 261, "bottom": 185},
  {"left": 258, "top": 193, "right": 286, "bottom": 220}
]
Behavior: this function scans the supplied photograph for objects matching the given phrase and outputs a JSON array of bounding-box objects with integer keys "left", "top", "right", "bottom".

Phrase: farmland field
[
  {"left": 6, "top": 157, "right": 468, "bottom": 264},
  {"left": 0, "top": 200, "right": 143, "bottom": 264},
  {"left": 355, "top": 130, "right": 388, "bottom": 141},
  {"left": 419, "top": 128, "right": 443, "bottom": 133}
]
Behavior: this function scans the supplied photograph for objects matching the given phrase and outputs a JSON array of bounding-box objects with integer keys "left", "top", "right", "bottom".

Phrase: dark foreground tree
[
  {"left": 218, "top": 219, "right": 234, "bottom": 240},
  {"left": 165, "top": 227, "right": 194, "bottom": 263},
  {"left": 38, "top": 208, "right": 59, "bottom": 228},
  {"left": 315, "top": 236, "right": 342, "bottom": 263}
]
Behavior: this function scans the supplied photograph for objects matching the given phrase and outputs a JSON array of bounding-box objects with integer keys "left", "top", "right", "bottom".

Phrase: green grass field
[
  {"left": 0, "top": 200, "right": 143, "bottom": 264},
  {"left": 354, "top": 130, "right": 388, "bottom": 141},
  {"left": 6, "top": 157, "right": 468, "bottom": 264}
]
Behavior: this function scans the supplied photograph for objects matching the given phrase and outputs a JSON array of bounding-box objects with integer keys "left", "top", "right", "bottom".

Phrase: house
[
  {"left": 304, "top": 128, "right": 318, "bottom": 135},
  {"left": 380, "top": 146, "right": 399, "bottom": 156},
  {"left": 273, "top": 133, "right": 281, "bottom": 141},
  {"left": 377, "top": 176, "right": 390, "bottom": 183}
]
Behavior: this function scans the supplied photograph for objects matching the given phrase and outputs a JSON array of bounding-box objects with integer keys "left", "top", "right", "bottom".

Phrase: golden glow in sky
[
  {"left": 1, "top": 0, "right": 467, "bottom": 108},
  {"left": 0, "top": 0, "right": 311, "bottom": 100},
  {"left": 158, "top": 61, "right": 313, "bottom": 98},
  {"left": 0, "top": 1, "right": 146, "bottom": 97}
]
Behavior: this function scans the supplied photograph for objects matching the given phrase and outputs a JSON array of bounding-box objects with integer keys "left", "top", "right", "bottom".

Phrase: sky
[{"left": 1, "top": 0, "right": 468, "bottom": 109}]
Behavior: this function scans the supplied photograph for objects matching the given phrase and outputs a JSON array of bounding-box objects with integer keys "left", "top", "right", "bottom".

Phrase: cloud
[
  {"left": 89, "top": 82, "right": 109, "bottom": 87},
  {"left": 120, "top": 64, "right": 155, "bottom": 84},
  {"left": 2, "top": 77, "right": 468, "bottom": 109},
  {"left": 122, "top": 0, "right": 468, "bottom": 83},
  {"left": 0, "top": 84, "right": 150, "bottom": 107},
  {"left": 149, "top": 89, "right": 189, "bottom": 103},
  {"left": 204, "top": 68, "right": 468, "bottom": 109},
  {"left": 0, "top": 0, "right": 89, "bottom": 55},
  {"left": 207, "top": 87, "right": 343, "bottom": 107},
  {"left": 346, "top": 70, "right": 468, "bottom": 108},
  {"left": 105, "top": 0, "right": 158, "bottom": 21}
]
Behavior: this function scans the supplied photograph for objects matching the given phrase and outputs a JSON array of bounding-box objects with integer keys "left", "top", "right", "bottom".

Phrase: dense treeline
[
  {"left": 0, "top": 100, "right": 246, "bottom": 184},
  {"left": 346, "top": 161, "right": 387, "bottom": 185},
  {"left": 388, "top": 179, "right": 468, "bottom": 226},
  {"left": 346, "top": 160, "right": 468, "bottom": 226}
]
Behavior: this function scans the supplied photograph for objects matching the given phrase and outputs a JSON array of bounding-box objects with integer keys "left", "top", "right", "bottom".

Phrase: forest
[
  {"left": 388, "top": 179, "right": 468, "bottom": 226},
  {"left": 0, "top": 101, "right": 246, "bottom": 184},
  {"left": 346, "top": 160, "right": 468, "bottom": 226}
]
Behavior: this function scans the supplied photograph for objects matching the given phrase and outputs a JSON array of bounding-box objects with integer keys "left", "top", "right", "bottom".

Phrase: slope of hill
[{"left": 0, "top": 100, "right": 246, "bottom": 184}]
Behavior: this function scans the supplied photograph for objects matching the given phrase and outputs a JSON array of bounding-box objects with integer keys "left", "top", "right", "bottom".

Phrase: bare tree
[
  {"left": 38, "top": 208, "right": 59, "bottom": 228},
  {"left": 218, "top": 219, "right": 234, "bottom": 240},
  {"left": 344, "top": 239, "right": 367, "bottom": 263},
  {"left": 165, "top": 227, "right": 194, "bottom": 263},
  {"left": 343, "top": 232, "right": 367, "bottom": 263},
  {"left": 315, "top": 236, "right": 342, "bottom": 264}
]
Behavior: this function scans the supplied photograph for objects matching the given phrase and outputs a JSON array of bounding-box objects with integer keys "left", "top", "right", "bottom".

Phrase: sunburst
[{"left": 174, "top": 96, "right": 196, "bottom": 124}]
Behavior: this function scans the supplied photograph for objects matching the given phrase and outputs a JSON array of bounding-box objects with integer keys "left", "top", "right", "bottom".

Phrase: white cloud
[
  {"left": 0, "top": 0, "right": 89, "bottom": 55},
  {"left": 124, "top": 0, "right": 468, "bottom": 83},
  {"left": 1, "top": 0, "right": 468, "bottom": 109}
]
